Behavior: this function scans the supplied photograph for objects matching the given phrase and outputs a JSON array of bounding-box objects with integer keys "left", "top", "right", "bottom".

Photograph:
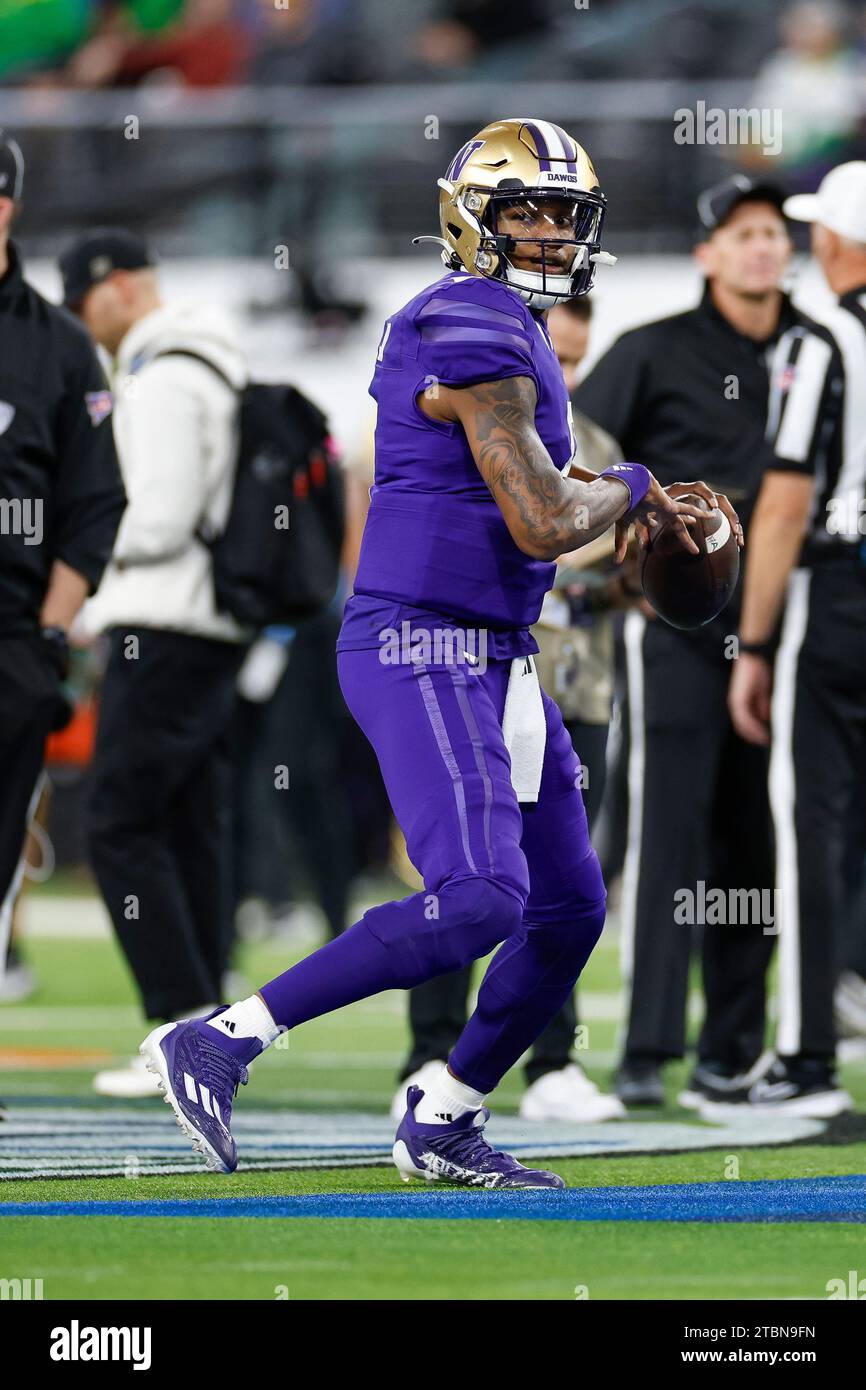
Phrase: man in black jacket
[
  {"left": 0, "top": 133, "right": 125, "bottom": 1005},
  {"left": 575, "top": 175, "right": 816, "bottom": 1110}
]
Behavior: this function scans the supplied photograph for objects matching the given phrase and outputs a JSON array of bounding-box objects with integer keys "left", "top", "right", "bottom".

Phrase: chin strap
[{"left": 590, "top": 251, "right": 618, "bottom": 265}]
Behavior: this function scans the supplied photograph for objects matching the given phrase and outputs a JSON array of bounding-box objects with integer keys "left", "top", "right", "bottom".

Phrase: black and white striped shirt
[{"left": 767, "top": 285, "right": 866, "bottom": 562}]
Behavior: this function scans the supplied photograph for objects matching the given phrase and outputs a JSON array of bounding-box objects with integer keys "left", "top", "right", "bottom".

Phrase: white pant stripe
[
  {"left": 769, "top": 568, "right": 812, "bottom": 1056},
  {"left": 0, "top": 771, "right": 48, "bottom": 988},
  {"left": 620, "top": 611, "right": 647, "bottom": 1015}
]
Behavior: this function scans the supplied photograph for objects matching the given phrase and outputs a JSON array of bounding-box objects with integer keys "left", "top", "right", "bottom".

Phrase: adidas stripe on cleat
[
  {"left": 139, "top": 1009, "right": 249, "bottom": 1174},
  {"left": 392, "top": 1085, "right": 566, "bottom": 1190}
]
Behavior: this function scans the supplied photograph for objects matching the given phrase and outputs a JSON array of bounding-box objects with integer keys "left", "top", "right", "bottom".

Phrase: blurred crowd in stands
[{"left": 2, "top": 0, "right": 865, "bottom": 99}]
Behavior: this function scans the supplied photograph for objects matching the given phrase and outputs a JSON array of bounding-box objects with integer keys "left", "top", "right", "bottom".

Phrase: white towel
[{"left": 501, "top": 655, "right": 547, "bottom": 802}]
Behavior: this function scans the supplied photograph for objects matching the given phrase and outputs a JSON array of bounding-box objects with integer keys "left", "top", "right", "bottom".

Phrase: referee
[
  {"left": 0, "top": 134, "right": 125, "bottom": 983},
  {"left": 728, "top": 162, "right": 866, "bottom": 1117},
  {"left": 574, "top": 175, "right": 811, "bottom": 1109}
]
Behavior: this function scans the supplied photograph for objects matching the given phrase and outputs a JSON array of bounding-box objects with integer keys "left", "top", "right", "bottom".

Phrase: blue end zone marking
[{"left": 1, "top": 1176, "right": 865, "bottom": 1222}]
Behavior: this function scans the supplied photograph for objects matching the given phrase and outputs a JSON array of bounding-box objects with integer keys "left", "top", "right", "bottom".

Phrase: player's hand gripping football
[{"left": 614, "top": 478, "right": 743, "bottom": 564}]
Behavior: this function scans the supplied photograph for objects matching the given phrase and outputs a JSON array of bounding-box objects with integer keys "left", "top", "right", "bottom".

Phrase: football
[{"left": 639, "top": 492, "right": 740, "bottom": 630}]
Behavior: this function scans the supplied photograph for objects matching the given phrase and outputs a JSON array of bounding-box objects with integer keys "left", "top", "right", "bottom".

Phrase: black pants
[
  {"left": 89, "top": 627, "right": 245, "bottom": 1022},
  {"left": 0, "top": 634, "right": 64, "bottom": 961},
  {"left": 400, "top": 717, "right": 609, "bottom": 1085},
  {"left": 232, "top": 606, "right": 356, "bottom": 938},
  {"left": 621, "top": 611, "right": 775, "bottom": 1070},
  {"left": 840, "top": 792, "right": 866, "bottom": 979},
  {"left": 771, "top": 564, "right": 866, "bottom": 1061}
]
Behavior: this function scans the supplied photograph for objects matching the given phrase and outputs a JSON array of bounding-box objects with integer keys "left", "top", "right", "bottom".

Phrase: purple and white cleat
[
  {"left": 393, "top": 1086, "right": 566, "bottom": 1190},
  {"left": 139, "top": 1010, "right": 249, "bottom": 1174}
]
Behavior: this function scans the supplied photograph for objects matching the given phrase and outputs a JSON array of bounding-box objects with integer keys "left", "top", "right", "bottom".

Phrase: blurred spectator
[
  {"left": 412, "top": 0, "right": 553, "bottom": 77},
  {"left": 58, "top": 227, "right": 250, "bottom": 1096},
  {"left": 245, "top": 0, "right": 377, "bottom": 85},
  {"left": 232, "top": 604, "right": 356, "bottom": 945},
  {"left": 575, "top": 177, "right": 798, "bottom": 1111},
  {"left": 0, "top": 0, "right": 92, "bottom": 80},
  {"left": 747, "top": 1, "right": 866, "bottom": 182},
  {"left": 67, "top": 0, "right": 248, "bottom": 88}
]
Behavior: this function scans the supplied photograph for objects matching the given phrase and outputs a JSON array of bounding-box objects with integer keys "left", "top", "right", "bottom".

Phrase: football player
[{"left": 141, "top": 119, "right": 739, "bottom": 1187}]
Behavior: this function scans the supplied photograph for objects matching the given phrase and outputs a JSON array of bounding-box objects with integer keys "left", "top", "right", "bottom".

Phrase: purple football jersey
[{"left": 339, "top": 271, "right": 575, "bottom": 654}]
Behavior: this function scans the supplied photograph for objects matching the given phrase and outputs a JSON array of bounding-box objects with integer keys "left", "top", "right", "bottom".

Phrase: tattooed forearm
[{"left": 452, "top": 376, "right": 631, "bottom": 560}]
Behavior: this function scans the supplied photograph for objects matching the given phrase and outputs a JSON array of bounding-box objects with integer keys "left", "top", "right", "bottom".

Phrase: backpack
[{"left": 156, "top": 350, "right": 345, "bottom": 629}]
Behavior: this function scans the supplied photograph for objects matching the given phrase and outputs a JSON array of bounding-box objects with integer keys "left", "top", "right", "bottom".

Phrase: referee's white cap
[
  {"left": 784, "top": 162, "right": 866, "bottom": 242},
  {"left": 0, "top": 131, "right": 24, "bottom": 202}
]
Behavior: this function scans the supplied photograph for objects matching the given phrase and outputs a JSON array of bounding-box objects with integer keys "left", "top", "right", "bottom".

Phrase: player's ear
[
  {"left": 113, "top": 269, "right": 137, "bottom": 306},
  {"left": 812, "top": 224, "right": 839, "bottom": 263},
  {"left": 693, "top": 239, "right": 714, "bottom": 276}
]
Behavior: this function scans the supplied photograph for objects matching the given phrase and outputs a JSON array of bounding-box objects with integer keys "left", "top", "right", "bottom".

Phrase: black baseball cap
[
  {"left": 59, "top": 228, "right": 157, "bottom": 309},
  {"left": 0, "top": 131, "right": 24, "bottom": 203},
  {"left": 697, "top": 174, "right": 787, "bottom": 235}
]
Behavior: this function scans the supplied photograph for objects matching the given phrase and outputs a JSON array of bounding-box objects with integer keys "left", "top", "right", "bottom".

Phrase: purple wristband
[{"left": 599, "top": 462, "right": 652, "bottom": 515}]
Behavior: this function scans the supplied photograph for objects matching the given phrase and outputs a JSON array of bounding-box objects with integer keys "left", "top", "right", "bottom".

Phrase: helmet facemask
[{"left": 475, "top": 189, "right": 606, "bottom": 310}]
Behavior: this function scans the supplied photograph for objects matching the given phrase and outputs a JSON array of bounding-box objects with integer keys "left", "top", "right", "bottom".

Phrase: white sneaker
[
  {"left": 519, "top": 1063, "right": 626, "bottom": 1122},
  {"left": 390, "top": 1060, "right": 447, "bottom": 1121},
  {"left": 93, "top": 1054, "right": 163, "bottom": 1098},
  {"left": 835, "top": 970, "right": 866, "bottom": 1039},
  {"left": 0, "top": 959, "right": 37, "bottom": 1003}
]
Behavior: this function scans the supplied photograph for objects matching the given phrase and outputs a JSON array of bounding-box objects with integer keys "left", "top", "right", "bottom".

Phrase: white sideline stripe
[
  {"left": 20, "top": 896, "right": 113, "bottom": 939},
  {"left": 183, "top": 1072, "right": 197, "bottom": 1104},
  {"left": 769, "top": 569, "right": 812, "bottom": 1056},
  {"left": 18, "top": 895, "right": 628, "bottom": 944},
  {"left": 0, "top": 1005, "right": 143, "bottom": 1027},
  {"left": 19, "top": 896, "right": 629, "bottom": 944},
  {"left": 0, "top": 990, "right": 712, "bottom": 1034}
]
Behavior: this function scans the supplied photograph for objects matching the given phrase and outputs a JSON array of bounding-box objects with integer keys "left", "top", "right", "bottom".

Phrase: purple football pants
[{"left": 259, "top": 649, "right": 606, "bottom": 1094}]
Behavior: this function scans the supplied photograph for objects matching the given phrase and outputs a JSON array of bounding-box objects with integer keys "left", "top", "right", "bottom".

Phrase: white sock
[
  {"left": 204, "top": 995, "right": 283, "bottom": 1049},
  {"left": 174, "top": 1003, "right": 219, "bottom": 1022},
  {"left": 413, "top": 1066, "right": 486, "bottom": 1124}
]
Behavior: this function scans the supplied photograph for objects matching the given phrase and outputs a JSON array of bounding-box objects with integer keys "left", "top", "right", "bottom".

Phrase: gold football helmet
[{"left": 417, "top": 118, "right": 614, "bottom": 310}]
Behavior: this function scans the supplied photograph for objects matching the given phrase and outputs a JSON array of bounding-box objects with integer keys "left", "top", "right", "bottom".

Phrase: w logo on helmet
[{"left": 445, "top": 139, "right": 485, "bottom": 183}]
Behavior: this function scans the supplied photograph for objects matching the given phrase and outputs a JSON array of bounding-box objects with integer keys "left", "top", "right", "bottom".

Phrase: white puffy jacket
[{"left": 84, "top": 299, "right": 249, "bottom": 643}]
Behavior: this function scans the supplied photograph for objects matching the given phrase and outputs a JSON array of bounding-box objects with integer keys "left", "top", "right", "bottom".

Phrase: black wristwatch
[
  {"left": 738, "top": 637, "right": 775, "bottom": 661},
  {"left": 41, "top": 625, "right": 71, "bottom": 680}
]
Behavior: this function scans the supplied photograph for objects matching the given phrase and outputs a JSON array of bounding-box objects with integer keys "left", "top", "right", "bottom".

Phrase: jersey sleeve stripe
[
  {"left": 766, "top": 326, "right": 806, "bottom": 443},
  {"left": 416, "top": 298, "right": 528, "bottom": 332},
  {"left": 418, "top": 324, "right": 534, "bottom": 352},
  {"left": 773, "top": 333, "right": 834, "bottom": 465}
]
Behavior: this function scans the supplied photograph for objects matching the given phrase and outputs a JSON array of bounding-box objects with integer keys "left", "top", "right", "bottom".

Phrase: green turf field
[{"left": 2, "top": 879, "right": 866, "bottom": 1301}]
